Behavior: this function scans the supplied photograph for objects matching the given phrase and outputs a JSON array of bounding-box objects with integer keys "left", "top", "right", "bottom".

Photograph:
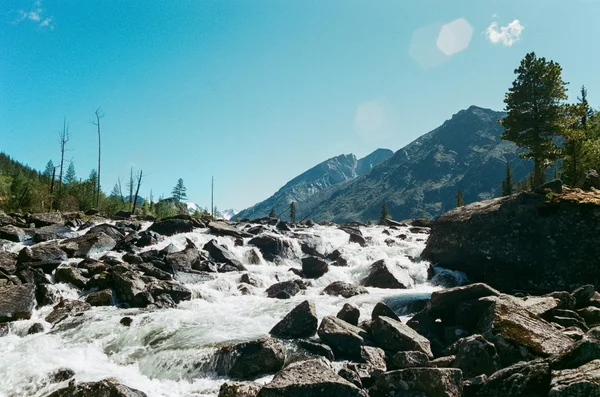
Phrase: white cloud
[
  {"left": 15, "top": 1, "right": 53, "bottom": 29},
  {"left": 28, "top": 11, "right": 41, "bottom": 22},
  {"left": 485, "top": 20, "right": 524, "bottom": 46}
]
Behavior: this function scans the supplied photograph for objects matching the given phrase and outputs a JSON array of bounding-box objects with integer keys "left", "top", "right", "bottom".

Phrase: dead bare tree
[
  {"left": 131, "top": 170, "right": 144, "bottom": 214},
  {"left": 128, "top": 167, "right": 134, "bottom": 211},
  {"left": 117, "top": 176, "right": 125, "bottom": 204},
  {"left": 58, "top": 119, "right": 70, "bottom": 196},
  {"left": 93, "top": 108, "right": 104, "bottom": 209}
]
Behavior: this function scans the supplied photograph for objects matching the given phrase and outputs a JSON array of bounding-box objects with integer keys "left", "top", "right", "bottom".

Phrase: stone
[
  {"left": 209, "top": 221, "right": 252, "bottom": 239},
  {"left": 371, "top": 301, "right": 400, "bottom": 321},
  {"left": 0, "top": 225, "right": 31, "bottom": 242},
  {"left": 48, "top": 368, "right": 75, "bottom": 383},
  {"left": 572, "top": 284, "right": 596, "bottom": 308},
  {"left": 257, "top": 359, "right": 367, "bottom": 397},
  {"left": 337, "top": 303, "right": 361, "bottom": 326},
  {"left": 265, "top": 280, "right": 306, "bottom": 299},
  {"left": 45, "top": 299, "right": 91, "bottom": 325},
  {"left": 450, "top": 334, "right": 500, "bottom": 378},
  {"left": 112, "top": 271, "right": 153, "bottom": 308},
  {"left": 577, "top": 307, "right": 600, "bottom": 327},
  {"left": 55, "top": 267, "right": 88, "bottom": 289},
  {"left": 430, "top": 356, "right": 456, "bottom": 368},
  {"left": 85, "top": 289, "right": 113, "bottom": 306},
  {"left": 165, "top": 239, "right": 201, "bottom": 272},
  {"left": 248, "top": 235, "right": 292, "bottom": 261},
  {"left": 370, "top": 368, "right": 463, "bottom": 397},
  {"left": 549, "top": 359, "right": 600, "bottom": 396},
  {"left": 28, "top": 213, "right": 63, "bottom": 228},
  {"left": 17, "top": 241, "right": 67, "bottom": 273},
  {"left": 120, "top": 317, "right": 133, "bottom": 326},
  {"left": 370, "top": 316, "right": 433, "bottom": 358},
  {"left": 301, "top": 257, "right": 328, "bottom": 279},
  {"left": 317, "top": 315, "right": 369, "bottom": 360},
  {"left": 60, "top": 232, "right": 117, "bottom": 258},
  {"left": 361, "top": 259, "right": 412, "bottom": 289},
  {"left": 297, "top": 340, "right": 335, "bottom": 361},
  {"left": 475, "top": 359, "right": 550, "bottom": 397},
  {"left": 323, "top": 281, "right": 368, "bottom": 299},
  {"left": 550, "top": 338, "right": 600, "bottom": 370},
  {"left": 0, "top": 284, "right": 36, "bottom": 322},
  {"left": 428, "top": 283, "right": 500, "bottom": 320},
  {"left": 218, "top": 381, "right": 261, "bottom": 397},
  {"left": 87, "top": 224, "right": 125, "bottom": 241},
  {"left": 27, "top": 322, "right": 44, "bottom": 334},
  {"left": 545, "top": 291, "right": 577, "bottom": 310},
  {"left": 203, "top": 240, "right": 246, "bottom": 271},
  {"left": 216, "top": 338, "right": 285, "bottom": 379},
  {"left": 269, "top": 300, "right": 318, "bottom": 339},
  {"left": 392, "top": 351, "right": 431, "bottom": 369},
  {"left": 582, "top": 169, "right": 600, "bottom": 190},
  {"left": 47, "top": 378, "right": 147, "bottom": 397},
  {"left": 148, "top": 218, "right": 195, "bottom": 236}
]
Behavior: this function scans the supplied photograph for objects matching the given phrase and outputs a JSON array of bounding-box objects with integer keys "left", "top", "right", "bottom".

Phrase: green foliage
[
  {"left": 456, "top": 190, "right": 464, "bottom": 207},
  {"left": 64, "top": 162, "right": 77, "bottom": 185},
  {"left": 155, "top": 200, "right": 178, "bottom": 219},
  {"left": 501, "top": 52, "right": 568, "bottom": 188},
  {"left": 367, "top": 219, "right": 373, "bottom": 226},
  {"left": 379, "top": 204, "right": 390, "bottom": 225},
  {"left": 43, "top": 160, "right": 55, "bottom": 181},
  {"left": 172, "top": 178, "right": 187, "bottom": 202},
  {"left": 290, "top": 202, "right": 296, "bottom": 223},
  {"left": 501, "top": 162, "right": 515, "bottom": 196},
  {"left": 269, "top": 208, "right": 276, "bottom": 218}
]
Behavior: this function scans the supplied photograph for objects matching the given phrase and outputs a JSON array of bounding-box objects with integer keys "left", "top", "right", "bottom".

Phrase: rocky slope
[
  {"left": 235, "top": 149, "right": 393, "bottom": 221},
  {"left": 293, "top": 106, "right": 531, "bottom": 223}
]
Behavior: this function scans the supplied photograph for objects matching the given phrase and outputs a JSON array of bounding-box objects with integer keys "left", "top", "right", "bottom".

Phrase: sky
[{"left": 2, "top": 0, "right": 600, "bottom": 211}]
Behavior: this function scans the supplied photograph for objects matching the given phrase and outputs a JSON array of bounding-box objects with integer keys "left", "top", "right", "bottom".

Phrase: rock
[
  {"left": 216, "top": 338, "right": 285, "bottom": 379},
  {"left": 120, "top": 317, "right": 133, "bottom": 326},
  {"left": 431, "top": 355, "right": 456, "bottom": 368},
  {"left": 265, "top": 280, "right": 306, "bottom": 299},
  {"left": 147, "top": 280, "right": 192, "bottom": 303},
  {"left": 0, "top": 225, "right": 31, "bottom": 242},
  {"left": 572, "top": 284, "right": 596, "bottom": 308},
  {"left": 0, "top": 323, "right": 8, "bottom": 336},
  {"left": 269, "top": 300, "right": 318, "bottom": 339},
  {"left": 553, "top": 316, "right": 589, "bottom": 331},
  {"left": 245, "top": 249, "right": 262, "bottom": 265},
  {"left": 550, "top": 338, "right": 600, "bottom": 370},
  {"left": 55, "top": 267, "right": 88, "bottom": 289},
  {"left": 209, "top": 221, "right": 252, "bottom": 239},
  {"left": 17, "top": 242, "right": 67, "bottom": 273},
  {"left": 300, "top": 243, "right": 325, "bottom": 259},
  {"left": 203, "top": 240, "right": 246, "bottom": 271},
  {"left": 297, "top": 340, "right": 335, "bottom": 361},
  {"left": 240, "top": 273, "right": 262, "bottom": 288},
  {"left": 479, "top": 360, "right": 551, "bottom": 397},
  {"left": 317, "top": 315, "right": 369, "bottom": 360},
  {"left": 370, "top": 316, "right": 433, "bottom": 358},
  {"left": 28, "top": 322, "right": 44, "bottom": 334},
  {"left": 549, "top": 359, "right": 600, "bottom": 396},
  {"left": 28, "top": 213, "right": 63, "bottom": 228},
  {"left": 392, "top": 351, "right": 431, "bottom": 369},
  {"left": 535, "top": 179, "right": 563, "bottom": 194},
  {"left": 428, "top": 283, "right": 500, "bottom": 320},
  {"left": 257, "top": 359, "right": 367, "bottom": 397},
  {"left": 60, "top": 232, "right": 117, "bottom": 258},
  {"left": 422, "top": 192, "right": 600, "bottom": 292},
  {"left": 47, "top": 378, "right": 147, "bottom": 397},
  {"left": 87, "top": 224, "right": 125, "bottom": 241},
  {"left": 546, "top": 291, "right": 577, "bottom": 310},
  {"left": 0, "top": 284, "right": 36, "bottom": 322},
  {"left": 17, "top": 267, "right": 49, "bottom": 285},
  {"left": 361, "top": 259, "right": 412, "bottom": 289},
  {"left": 349, "top": 233, "right": 367, "bottom": 247},
  {"left": 337, "top": 303, "right": 360, "bottom": 326},
  {"left": 45, "top": 299, "right": 91, "bottom": 325},
  {"left": 371, "top": 301, "right": 400, "bottom": 321},
  {"left": 48, "top": 368, "right": 75, "bottom": 383},
  {"left": 582, "top": 169, "right": 600, "bottom": 190},
  {"left": 338, "top": 366, "right": 363, "bottom": 388},
  {"left": 111, "top": 271, "right": 153, "bottom": 308},
  {"left": 218, "top": 381, "right": 261, "bottom": 397},
  {"left": 462, "top": 375, "right": 487, "bottom": 397},
  {"left": 518, "top": 296, "right": 561, "bottom": 316},
  {"left": 36, "top": 284, "right": 58, "bottom": 307},
  {"left": 0, "top": 251, "right": 17, "bottom": 275},
  {"left": 370, "top": 367, "right": 463, "bottom": 397},
  {"left": 32, "top": 225, "right": 78, "bottom": 243},
  {"left": 138, "top": 263, "right": 173, "bottom": 281},
  {"left": 578, "top": 307, "right": 600, "bottom": 327},
  {"left": 301, "top": 257, "right": 328, "bottom": 279},
  {"left": 450, "top": 334, "right": 500, "bottom": 378},
  {"left": 136, "top": 230, "right": 160, "bottom": 247},
  {"left": 563, "top": 327, "right": 586, "bottom": 341},
  {"left": 248, "top": 235, "right": 292, "bottom": 261},
  {"left": 323, "top": 281, "right": 368, "bottom": 298},
  {"left": 148, "top": 218, "right": 195, "bottom": 236},
  {"left": 85, "top": 289, "right": 113, "bottom": 306}
]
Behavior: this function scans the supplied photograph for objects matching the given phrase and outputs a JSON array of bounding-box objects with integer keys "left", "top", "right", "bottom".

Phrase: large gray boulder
[
  {"left": 301, "top": 257, "right": 328, "bottom": 279},
  {"left": 422, "top": 191, "right": 600, "bottom": 292},
  {"left": 370, "top": 367, "right": 462, "bottom": 397},
  {"left": 449, "top": 334, "right": 500, "bottom": 378},
  {"left": 148, "top": 218, "right": 195, "bottom": 236},
  {"left": 323, "top": 281, "right": 368, "bottom": 298},
  {"left": 248, "top": 235, "right": 292, "bottom": 261},
  {"left": 361, "top": 259, "right": 412, "bottom": 289},
  {"left": 549, "top": 359, "right": 600, "bottom": 396},
  {"left": 215, "top": 338, "right": 285, "bottom": 379},
  {"left": 257, "top": 359, "right": 367, "bottom": 397},
  {"left": 0, "top": 225, "right": 31, "bottom": 242},
  {"left": 0, "top": 284, "right": 36, "bottom": 322},
  {"left": 209, "top": 221, "right": 252, "bottom": 239},
  {"left": 317, "top": 315, "right": 369, "bottom": 360},
  {"left": 269, "top": 300, "right": 318, "bottom": 339},
  {"left": 218, "top": 381, "right": 261, "bottom": 397},
  {"left": 17, "top": 241, "right": 67, "bottom": 273},
  {"left": 47, "top": 378, "right": 147, "bottom": 396},
  {"left": 203, "top": 240, "right": 246, "bottom": 272},
  {"left": 370, "top": 316, "right": 433, "bottom": 358},
  {"left": 476, "top": 359, "right": 550, "bottom": 397},
  {"left": 60, "top": 232, "right": 117, "bottom": 258}
]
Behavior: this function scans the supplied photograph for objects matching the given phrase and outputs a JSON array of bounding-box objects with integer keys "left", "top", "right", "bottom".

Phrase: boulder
[
  {"left": 28, "top": 322, "right": 44, "bottom": 334},
  {"left": 28, "top": 213, "right": 63, "bottom": 228},
  {"left": 138, "top": 263, "right": 173, "bottom": 281},
  {"left": 370, "top": 368, "right": 462, "bottom": 397},
  {"left": 323, "top": 281, "right": 368, "bottom": 298},
  {"left": 582, "top": 169, "right": 600, "bottom": 190},
  {"left": 269, "top": 300, "right": 318, "bottom": 339},
  {"left": 209, "top": 221, "right": 252, "bottom": 239},
  {"left": 0, "top": 252, "right": 17, "bottom": 275},
  {"left": 392, "top": 351, "right": 431, "bottom": 369},
  {"left": 216, "top": 338, "right": 285, "bottom": 379},
  {"left": 60, "top": 232, "right": 117, "bottom": 258},
  {"left": 87, "top": 223, "right": 125, "bottom": 241},
  {"left": 300, "top": 243, "right": 325, "bottom": 259},
  {"left": 578, "top": 307, "right": 600, "bottom": 327},
  {"left": 301, "top": 257, "right": 328, "bottom": 279},
  {"left": 337, "top": 303, "right": 360, "bottom": 326},
  {"left": 0, "top": 225, "right": 31, "bottom": 242},
  {"left": 112, "top": 271, "right": 153, "bottom": 308},
  {"left": 428, "top": 283, "right": 500, "bottom": 320},
  {"left": 203, "top": 240, "right": 246, "bottom": 272},
  {"left": 17, "top": 242, "right": 67, "bottom": 273},
  {"left": 148, "top": 218, "right": 195, "bottom": 236},
  {"left": 147, "top": 280, "right": 192, "bottom": 303},
  {"left": 45, "top": 299, "right": 91, "bottom": 325},
  {"left": 248, "top": 235, "right": 291, "bottom": 261},
  {"left": 422, "top": 191, "right": 600, "bottom": 292},
  {"left": 450, "top": 334, "right": 500, "bottom": 378},
  {"left": 265, "top": 280, "right": 306, "bottom": 299},
  {"left": 361, "top": 259, "right": 412, "bottom": 289},
  {"left": 0, "top": 284, "right": 36, "bottom": 322},
  {"left": 549, "top": 359, "right": 600, "bottom": 396},
  {"left": 218, "top": 381, "right": 261, "bottom": 397},
  {"left": 550, "top": 338, "right": 600, "bottom": 370},
  {"left": 85, "top": 289, "right": 113, "bottom": 306},
  {"left": 370, "top": 316, "right": 433, "bottom": 358},
  {"left": 165, "top": 239, "right": 201, "bottom": 272},
  {"left": 371, "top": 302, "right": 400, "bottom": 321},
  {"left": 55, "top": 267, "right": 88, "bottom": 289},
  {"left": 476, "top": 359, "right": 550, "bottom": 397},
  {"left": 32, "top": 225, "right": 78, "bottom": 243},
  {"left": 47, "top": 378, "right": 147, "bottom": 397},
  {"left": 545, "top": 291, "right": 577, "bottom": 310},
  {"left": 317, "top": 315, "right": 369, "bottom": 360},
  {"left": 572, "top": 284, "right": 596, "bottom": 308},
  {"left": 47, "top": 368, "right": 76, "bottom": 383},
  {"left": 257, "top": 359, "right": 367, "bottom": 397}
]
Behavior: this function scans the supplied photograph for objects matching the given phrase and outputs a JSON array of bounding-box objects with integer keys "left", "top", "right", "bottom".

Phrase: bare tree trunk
[
  {"left": 128, "top": 167, "right": 134, "bottom": 211},
  {"left": 131, "top": 170, "right": 143, "bottom": 215},
  {"left": 93, "top": 109, "right": 104, "bottom": 209},
  {"left": 58, "top": 118, "right": 70, "bottom": 201},
  {"left": 117, "top": 177, "right": 125, "bottom": 204}
]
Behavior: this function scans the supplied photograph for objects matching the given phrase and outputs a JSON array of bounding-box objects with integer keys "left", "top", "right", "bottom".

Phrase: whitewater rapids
[{"left": 0, "top": 223, "right": 450, "bottom": 397}]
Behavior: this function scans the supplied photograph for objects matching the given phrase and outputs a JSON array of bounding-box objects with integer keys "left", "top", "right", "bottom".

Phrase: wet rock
[
  {"left": 164, "top": 239, "right": 201, "bottom": 272},
  {"left": 370, "top": 367, "right": 462, "bottom": 397},
  {"left": 428, "top": 283, "right": 500, "bottom": 320},
  {"left": 265, "top": 280, "right": 306, "bottom": 299},
  {"left": 0, "top": 323, "right": 9, "bottom": 337},
  {"left": 248, "top": 235, "right": 291, "bottom": 261},
  {"left": 349, "top": 233, "right": 367, "bottom": 247},
  {"left": 370, "top": 316, "right": 433, "bottom": 358},
  {"left": 476, "top": 359, "right": 550, "bottom": 397},
  {"left": 17, "top": 241, "right": 67, "bottom": 273},
  {"left": 112, "top": 271, "right": 153, "bottom": 308},
  {"left": 48, "top": 368, "right": 75, "bottom": 383},
  {"left": 45, "top": 299, "right": 91, "bottom": 325},
  {"left": 300, "top": 243, "right": 325, "bottom": 259},
  {"left": 47, "top": 378, "right": 148, "bottom": 397},
  {"left": 87, "top": 223, "right": 125, "bottom": 242},
  {"left": 217, "top": 338, "right": 285, "bottom": 379},
  {"left": 0, "top": 251, "right": 17, "bottom": 275},
  {"left": 257, "top": 359, "right": 367, "bottom": 397},
  {"left": 138, "top": 263, "right": 173, "bottom": 280},
  {"left": 361, "top": 259, "right": 412, "bottom": 289},
  {"left": 317, "top": 315, "right": 369, "bottom": 360},
  {"left": 147, "top": 280, "right": 192, "bottom": 303},
  {"left": 136, "top": 230, "right": 160, "bottom": 247},
  {"left": 120, "top": 317, "right": 133, "bottom": 326},
  {"left": 392, "top": 351, "right": 431, "bottom": 369},
  {"left": 209, "top": 221, "right": 252, "bottom": 239},
  {"left": 563, "top": 326, "right": 586, "bottom": 341},
  {"left": 450, "top": 334, "right": 500, "bottom": 378},
  {"left": 0, "top": 284, "right": 36, "bottom": 322},
  {"left": 297, "top": 340, "right": 335, "bottom": 361},
  {"left": 245, "top": 249, "right": 262, "bottom": 265},
  {"left": 301, "top": 256, "right": 328, "bottom": 279},
  {"left": 218, "top": 381, "right": 261, "bottom": 397},
  {"left": 85, "top": 289, "right": 113, "bottom": 306},
  {"left": 29, "top": 213, "right": 63, "bottom": 228},
  {"left": 122, "top": 253, "right": 143, "bottom": 265},
  {"left": 0, "top": 225, "right": 31, "bottom": 242},
  {"left": 55, "top": 267, "right": 88, "bottom": 289},
  {"left": 17, "top": 267, "right": 50, "bottom": 285},
  {"left": 270, "top": 300, "right": 318, "bottom": 339},
  {"left": 338, "top": 366, "right": 363, "bottom": 388},
  {"left": 577, "top": 307, "right": 600, "bottom": 327},
  {"left": 36, "top": 284, "right": 58, "bottom": 307},
  {"left": 60, "top": 232, "right": 117, "bottom": 258},
  {"left": 28, "top": 322, "right": 44, "bottom": 334},
  {"left": 552, "top": 315, "right": 588, "bottom": 331},
  {"left": 431, "top": 355, "right": 456, "bottom": 368},
  {"left": 148, "top": 218, "right": 195, "bottom": 236},
  {"left": 371, "top": 301, "right": 400, "bottom": 321},
  {"left": 337, "top": 303, "right": 360, "bottom": 326},
  {"left": 203, "top": 240, "right": 246, "bottom": 272},
  {"left": 323, "top": 281, "right": 368, "bottom": 298},
  {"left": 240, "top": 273, "right": 262, "bottom": 288},
  {"left": 549, "top": 359, "right": 600, "bottom": 396}
]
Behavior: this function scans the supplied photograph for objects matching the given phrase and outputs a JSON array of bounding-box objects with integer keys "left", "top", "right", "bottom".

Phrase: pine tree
[
  {"left": 500, "top": 52, "right": 568, "bottom": 188},
  {"left": 110, "top": 183, "right": 121, "bottom": 199},
  {"left": 269, "top": 208, "right": 276, "bottom": 218},
  {"left": 456, "top": 190, "right": 465, "bottom": 207},
  {"left": 562, "top": 86, "right": 594, "bottom": 186},
  {"left": 501, "top": 162, "right": 515, "bottom": 196},
  {"left": 290, "top": 202, "right": 296, "bottom": 223},
  {"left": 43, "top": 160, "right": 55, "bottom": 180},
  {"left": 379, "top": 204, "right": 390, "bottom": 225},
  {"left": 64, "top": 162, "right": 77, "bottom": 185},
  {"left": 172, "top": 178, "right": 187, "bottom": 202}
]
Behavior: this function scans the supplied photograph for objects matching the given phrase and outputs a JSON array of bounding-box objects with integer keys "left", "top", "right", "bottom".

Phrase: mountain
[
  {"left": 235, "top": 148, "right": 393, "bottom": 220},
  {"left": 292, "top": 106, "right": 532, "bottom": 223},
  {"left": 186, "top": 202, "right": 237, "bottom": 220}
]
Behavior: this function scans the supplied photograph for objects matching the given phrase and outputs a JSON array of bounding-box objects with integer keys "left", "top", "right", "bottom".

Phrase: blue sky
[{"left": 1, "top": 0, "right": 599, "bottom": 210}]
